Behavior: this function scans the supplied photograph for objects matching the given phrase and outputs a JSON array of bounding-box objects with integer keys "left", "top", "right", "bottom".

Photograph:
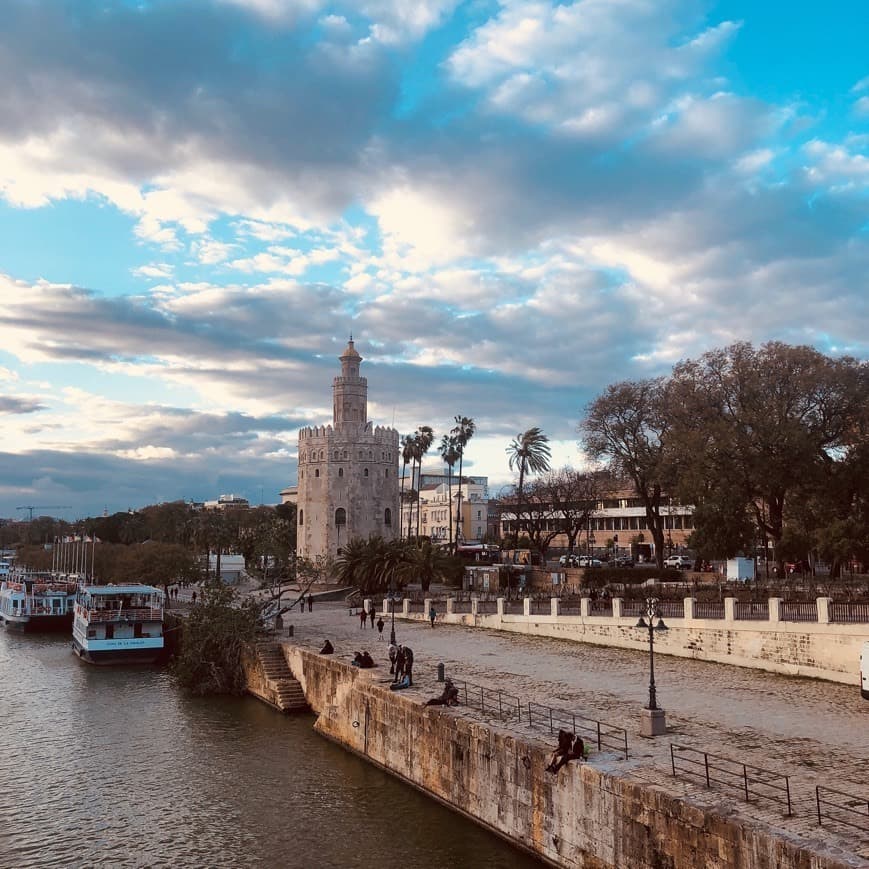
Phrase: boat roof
[{"left": 80, "top": 584, "right": 163, "bottom": 595}]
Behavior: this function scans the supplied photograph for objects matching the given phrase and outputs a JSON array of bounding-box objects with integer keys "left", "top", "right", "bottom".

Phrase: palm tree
[
  {"left": 451, "top": 415, "right": 476, "bottom": 549},
  {"left": 411, "top": 538, "right": 453, "bottom": 592},
  {"left": 439, "top": 434, "right": 460, "bottom": 552},
  {"left": 399, "top": 434, "right": 414, "bottom": 539},
  {"left": 414, "top": 425, "right": 435, "bottom": 540},
  {"left": 506, "top": 427, "right": 552, "bottom": 538}
]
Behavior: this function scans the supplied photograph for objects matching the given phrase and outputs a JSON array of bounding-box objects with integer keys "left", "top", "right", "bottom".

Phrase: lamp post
[
  {"left": 388, "top": 589, "right": 397, "bottom": 645},
  {"left": 635, "top": 596, "right": 668, "bottom": 736}
]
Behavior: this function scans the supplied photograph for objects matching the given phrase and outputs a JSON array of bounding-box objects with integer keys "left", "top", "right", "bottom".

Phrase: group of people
[
  {"left": 358, "top": 606, "right": 385, "bottom": 637},
  {"left": 298, "top": 594, "right": 314, "bottom": 612},
  {"left": 351, "top": 650, "right": 375, "bottom": 668},
  {"left": 545, "top": 729, "right": 585, "bottom": 774},
  {"left": 387, "top": 641, "right": 414, "bottom": 689},
  {"left": 424, "top": 679, "right": 460, "bottom": 707}
]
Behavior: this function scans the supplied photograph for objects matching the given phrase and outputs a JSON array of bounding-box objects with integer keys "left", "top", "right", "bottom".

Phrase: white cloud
[{"left": 132, "top": 263, "right": 174, "bottom": 279}]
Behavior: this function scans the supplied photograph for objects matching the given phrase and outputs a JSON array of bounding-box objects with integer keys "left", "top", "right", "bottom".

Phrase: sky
[{"left": 0, "top": 0, "right": 867, "bottom": 520}]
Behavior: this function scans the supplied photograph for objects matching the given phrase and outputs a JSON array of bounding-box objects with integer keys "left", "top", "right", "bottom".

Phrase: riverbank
[{"left": 270, "top": 643, "right": 859, "bottom": 869}]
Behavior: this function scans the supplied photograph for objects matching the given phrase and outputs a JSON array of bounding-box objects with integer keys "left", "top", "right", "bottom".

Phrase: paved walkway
[{"left": 283, "top": 602, "right": 869, "bottom": 865}]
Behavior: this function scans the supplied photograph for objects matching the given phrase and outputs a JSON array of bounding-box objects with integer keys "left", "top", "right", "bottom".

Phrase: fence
[
  {"left": 448, "top": 677, "right": 629, "bottom": 759},
  {"left": 779, "top": 601, "right": 818, "bottom": 622},
  {"left": 692, "top": 601, "right": 725, "bottom": 619},
  {"left": 589, "top": 599, "right": 613, "bottom": 616},
  {"left": 815, "top": 785, "right": 869, "bottom": 832},
  {"left": 670, "top": 744, "right": 792, "bottom": 816},
  {"left": 734, "top": 602, "right": 770, "bottom": 621},
  {"left": 830, "top": 602, "right": 869, "bottom": 624}
]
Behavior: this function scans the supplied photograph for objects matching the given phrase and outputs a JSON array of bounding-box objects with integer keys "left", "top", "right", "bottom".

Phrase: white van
[{"left": 861, "top": 642, "right": 869, "bottom": 700}]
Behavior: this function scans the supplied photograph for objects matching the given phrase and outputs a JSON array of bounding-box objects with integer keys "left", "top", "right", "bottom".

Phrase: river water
[{"left": 0, "top": 630, "right": 542, "bottom": 868}]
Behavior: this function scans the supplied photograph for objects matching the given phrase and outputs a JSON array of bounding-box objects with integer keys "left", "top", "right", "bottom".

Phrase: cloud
[
  {"left": 0, "top": 396, "right": 46, "bottom": 415},
  {"left": 132, "top": 263, "right": 174, "bottom": 279}
]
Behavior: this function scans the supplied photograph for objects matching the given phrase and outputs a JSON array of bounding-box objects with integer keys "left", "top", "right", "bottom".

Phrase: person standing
[
  {"left": 393, "top": 645, "right": 406, "bottom": 683},
  {"left": 308, "top": 594, "right": 313, "bottom": 612},
  {"left": 429, "top": 604, "right": 436, "bottom": 628},
  {"left": 359, "top": 608, "right": 367, "bottom": 629},
  {"left": 388, "top": 641, "right": 397, "bottom": 673},
  {"left": 369, "top": 607, "right": 376, "bottom": 628},
  {"left": 376, "top": 617, "right": 384, "bottom": 639},
  {"left": 402, "top": 645, "right": 414, "bottom": 686}
]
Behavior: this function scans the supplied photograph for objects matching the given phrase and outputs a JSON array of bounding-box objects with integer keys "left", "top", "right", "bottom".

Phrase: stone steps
[{"left": 254, "top": 643, "right": 308, "bottom": 713}]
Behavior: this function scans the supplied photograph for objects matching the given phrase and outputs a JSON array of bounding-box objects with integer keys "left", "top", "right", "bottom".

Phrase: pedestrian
[
  {"left": 388, "top": 641, "right": 397, "bottom": 674},
  {"left": 376, "top": 617, "right": 384, "bottom": 639},
  {"left": 359, "top": 608, "right": 367, "bottom": 629},
  {"left": 403, "top": 645, "right": 414, "bottom": 686},
  {"left": 393, "top": 645, "right": 406, "bottom": 683},
  {"left": 369, "top": 607, "right": 376, "bottom": 628},
  {"left": 308, "top": 594, "right": 313, "bottom": 612},
  {"left": 429, "top": 604, "right": 436, "bottom": 628},
  {"left": 191, "top": 590, "right": 197, "bottom": 605}
]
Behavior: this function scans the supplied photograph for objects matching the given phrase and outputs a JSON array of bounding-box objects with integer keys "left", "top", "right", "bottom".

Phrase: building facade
[
  {"left": 296, "top": 340, "right": 399, "bottom": 560},
  {"left": 400, "top": 474, "right": 489, "bottom": 544}
]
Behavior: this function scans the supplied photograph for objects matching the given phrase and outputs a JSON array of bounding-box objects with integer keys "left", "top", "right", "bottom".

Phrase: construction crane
[{"left": 16, "top": 506, "right": 72, "bottom": 521}]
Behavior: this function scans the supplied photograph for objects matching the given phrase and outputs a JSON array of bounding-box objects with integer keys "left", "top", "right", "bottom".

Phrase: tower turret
[{"left": 333, "top": 338, "right": 367, "bottom": 427}]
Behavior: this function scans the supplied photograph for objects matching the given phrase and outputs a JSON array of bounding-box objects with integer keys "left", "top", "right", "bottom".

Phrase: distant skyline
[{"left": 1, "top": 0, "right": 867, "bottom": 518}]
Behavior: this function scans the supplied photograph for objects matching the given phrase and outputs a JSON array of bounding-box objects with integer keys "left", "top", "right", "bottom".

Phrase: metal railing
[
  {"left": 815, "top": 785, "right": 869, "bottom": 832},
  {"left": 476, "top": 600, "right": 497, "bottom": 614},
  {"left": 734, "top": 602, "right": 769, "bottom": 621},
  {"left": 670, "top": 744, "right": 792, "bottom": 816},
  {"left": 503, "top": 601, "right": 525, "bottom": 615},
  {"left": 829, "top": 602, "right": 869, "bottom": 623},
  {"left": 692, "top": 601, "right": 725, "bottom": 619},
  {"left": 451, "top": 601, "right": 472, "bottom": 613},
  {"left": 779, "top": 601, "right": 818, "bottom": 622},
  {"left": 85, "top": 607, "right": 162, "bottom": 623},
  {"left": 448, "top": 676, "right": 629, "bottom": 759},
  {"left": 588, "top": 600, "right": 613, "bottom": 616}
]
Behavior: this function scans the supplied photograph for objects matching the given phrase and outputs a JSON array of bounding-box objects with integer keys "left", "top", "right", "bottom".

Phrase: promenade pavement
[{"left": 284, "top": 601, "right": 869, "bottom": 865}]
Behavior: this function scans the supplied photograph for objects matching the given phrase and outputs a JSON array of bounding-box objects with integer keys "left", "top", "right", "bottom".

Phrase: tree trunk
[
  {"left": 399, "top": 460, "right": 407, "bottom": 539},
  {"left": 447, "top": 465, "right": 453, "bottom": 553}
]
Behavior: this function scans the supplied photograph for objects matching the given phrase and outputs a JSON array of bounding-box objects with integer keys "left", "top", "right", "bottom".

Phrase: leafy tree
[
  {"left": 506, "top": 427, "right": 552, "bottom": 502},
  {"left": 171, "top": 581, "right": 259, "bottom": 696},
  {"left": 411, "top": 538, "right": 456, "bottom": 591},
  {"left": 687, "top": 490, "right": 757, "bottom": 561},
  {"left": 581, "top": 380, "right": 673, "bottom": 568}
]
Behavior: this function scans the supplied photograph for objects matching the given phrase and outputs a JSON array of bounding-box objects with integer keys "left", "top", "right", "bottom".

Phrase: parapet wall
[{"left": 278, "top": 645, "right": 851, "bottom": 869}]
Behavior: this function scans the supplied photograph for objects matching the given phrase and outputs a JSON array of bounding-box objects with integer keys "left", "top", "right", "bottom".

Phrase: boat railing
[{"left": 84, "top": 607, "right": 163, "bottom": 623}]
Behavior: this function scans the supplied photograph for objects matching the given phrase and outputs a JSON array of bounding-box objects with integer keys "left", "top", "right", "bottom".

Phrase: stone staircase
[{"left": 254, "top": 642, "right": 308, "bottom": 713}]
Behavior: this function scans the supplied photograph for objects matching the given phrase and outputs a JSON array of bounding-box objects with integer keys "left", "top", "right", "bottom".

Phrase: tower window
[
  {"left": 335, "top": 508, "right": 346, "bottom": 526},
  {"left": 343, "top": 450, "right": 348, "bottom": 459},
  {"left": 338, "top": 467, "right": 344, "bottom": 477},
  {"left": 384, "top": 508, "right": 392, "bottom": 526},
  {"left": 299, "top": 509, "right": 304, "bottom": 525},
  {"left": 384, "top": 469, "right": 388, "bottom": 477},
  {"left": 315, "top": 469, "right": 320, "bottom": 478},
  {"left": 364, "top": 468, "right": 369, "bottom": 477}
]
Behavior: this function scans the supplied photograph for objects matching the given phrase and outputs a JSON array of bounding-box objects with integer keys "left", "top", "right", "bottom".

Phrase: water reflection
[{"left": 0, "top": 631, "right": 541, "bottom": 868}]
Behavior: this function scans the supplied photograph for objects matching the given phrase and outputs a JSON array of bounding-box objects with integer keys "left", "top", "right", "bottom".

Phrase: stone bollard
[
  {"left": 496, "top": 597, "right": 505, "bottom": 617},
  {"left": 437, "top": 662, "right": 445, "bottom": 682},
  {"left": 523, "top": 597, "right": 532, "bottom": 617},
  {"left": 423, "top": 598, "right": 432, "bottom": 620},
  {"left": 768, "top": 597, "right": 781, "bottom": 624},
  {"left": 402, "top": 598, "right": 410, "bottom": 617},
  {"left": 580, "top": 597, "right": 590, "bottom": 618},
  {"left": 816, "top": 596, "right": 831, "bottom": 625},
  {"left": 471, "top": 597, "right": 479, "bottom": 616},
  {"left": 683, "top": 596, "right": 694, "bottom": 621},
  {"left": 724, "top": 597, "right": 736, "bottom": 623},
  {"left": 550, "top": 597, "right": 561, "bottom": 617},
  {"left": 612, "top": 597, "right": 623, "bottom": 619},
  {"left": 363, "top": 598, "right": 372, "bottom": 616},
  {"left": 382, "top": 598, "right": 390, "bottom": 615},
  {"left": 446, "top": 597, "right": 455, "bottom": 615}
]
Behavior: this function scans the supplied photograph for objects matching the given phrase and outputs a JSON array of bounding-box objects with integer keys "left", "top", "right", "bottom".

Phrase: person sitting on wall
[
  {"left": 351, "top": 651, "right": 364, "bottom": 667},
  {"left": 569, "top": 735, "right": 586, "bottom": 763},
  {"left": 360, "top": 651, "right": 375, "bottom": 668},
  {"left": 320, "top": 639, "right": 334, "bottom": 655},
  {"left": 545, "top": 729, "right": 574, "bottom": 774},
  {"left": 389, "top": 673, "right": 411, "bottom": 691},
  {"left": 424, "top": 680, "right": 460, "bottom": 707}
]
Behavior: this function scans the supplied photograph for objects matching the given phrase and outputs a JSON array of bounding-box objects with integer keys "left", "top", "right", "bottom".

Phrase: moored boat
[
  {"left": 72, "top": 584, "right": 165, "bottom": 665},
  {"left": 0, "top": 572, "right": 77, "bottom": 632}
]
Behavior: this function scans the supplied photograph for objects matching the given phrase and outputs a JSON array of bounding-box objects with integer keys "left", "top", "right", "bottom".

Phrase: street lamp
[
  {"left": 634, "top": 597, "right": 668, "bottom": 736},
  {"left": 388, "top": 589, "right": 397, "bottom": 645}
]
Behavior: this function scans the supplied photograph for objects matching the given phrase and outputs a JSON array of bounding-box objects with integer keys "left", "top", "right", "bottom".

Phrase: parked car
[
  {"left": 664, "top": 554, "right": 692, "bottom": 569},
  {"left": 558, "top": 554, "right": 581, "bottom": 567},
  {"left": 578, "top": 556, "right": 603, "bottom": 568},
  {"left": 613, "top": 556, "right": 634, "bottom": 568}
]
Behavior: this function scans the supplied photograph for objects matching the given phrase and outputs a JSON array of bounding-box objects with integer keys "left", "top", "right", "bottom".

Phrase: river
[{"left": 0, "top": 629, "right": 542, "bottom": 868}]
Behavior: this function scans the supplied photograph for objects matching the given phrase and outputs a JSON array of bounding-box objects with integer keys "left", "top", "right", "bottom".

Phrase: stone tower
[{"left": 296, "top": 339, "right": 400, "bottom": 560}]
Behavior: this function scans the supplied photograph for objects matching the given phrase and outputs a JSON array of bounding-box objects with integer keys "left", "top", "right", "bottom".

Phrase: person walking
[
  {"left": 359, "top": 608, "right": 367, "bottom": 629},
  {"left": 369, "top": 607, "right": 376, "bottom": 628},
  {"left": 376, "top": 617, "right": 384, "bottom": 639},
  {"left": 191, "top": 590, "right": 197, "bottom": 605},
  {"left": 402, "top": 645, "right": 414, "bottom": 686},
  {"left": 308, "top": 594, "right": 313, "bottom": 612},
  {"left": 429, "top": 604, "right": 436, "bottom": 628}
]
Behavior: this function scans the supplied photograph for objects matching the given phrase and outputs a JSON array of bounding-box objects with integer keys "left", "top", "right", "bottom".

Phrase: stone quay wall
[
  {"left": 387, "top": 597, "right": 868, "bottom": 685},
  {"left": 274, "top": 645, "right": 852, "bottom": 869}
]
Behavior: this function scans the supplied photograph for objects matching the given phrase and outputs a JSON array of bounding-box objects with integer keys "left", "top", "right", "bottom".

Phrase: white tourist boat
[
  {"left": 0, "top": 571, "right": 78, "bottom": 632},
  {"left": 72, "top": 584, "right": 165, "bottom": 665}
]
